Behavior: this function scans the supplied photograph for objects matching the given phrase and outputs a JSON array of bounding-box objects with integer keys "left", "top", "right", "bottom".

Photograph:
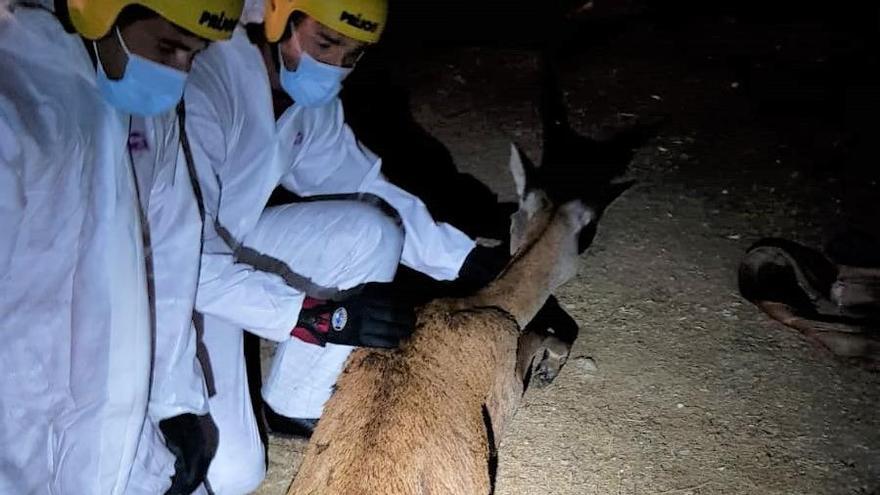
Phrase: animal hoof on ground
[{"left": 531, "top": 341, "right": 570, "bottom": 387}]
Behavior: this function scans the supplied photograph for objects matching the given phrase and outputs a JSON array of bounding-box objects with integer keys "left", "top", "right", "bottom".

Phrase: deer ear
[
  {"left": 509, "top": 143, "right": 537, "bottom": 202},
  {"left": 577, "top": 206, "right": 596, "bottom": 228}
]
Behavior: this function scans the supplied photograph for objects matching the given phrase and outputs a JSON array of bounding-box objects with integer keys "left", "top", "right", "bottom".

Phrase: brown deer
[
  {"left": 739, "top": 237, "right": 880, "bottom": 369},
  {"left": 283, "top": 45, "right": 660, "bottom": 492},
  {"left": 284, "top": 128, "right": 642, "bottom": 493}
]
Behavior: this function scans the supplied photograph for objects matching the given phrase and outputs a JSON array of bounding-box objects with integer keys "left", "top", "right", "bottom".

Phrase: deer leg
[
  {"left": 517, "top": 296, "right": 580, "bottom": 389},
  {"left": 517, "top": 332, "right": 573, "bottom": 389},
  {"left": 758, "top": 301, "right": 880, "bottom": 369},
  {"left": 833, "top": 265, "right": 880, "bottom": 315},
  {"left": 533, "top": 336, "right": 574, "bottom": 387}
]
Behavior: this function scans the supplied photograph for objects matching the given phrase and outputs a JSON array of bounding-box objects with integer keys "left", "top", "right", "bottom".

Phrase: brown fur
[
  {"left": 282, "top": 133, "right": 631, "bottom": 494},
  {"left": 287, "top": 303, "right": 518, "bottom": 495},
  {"left": 287, "top": 182, "right": 590, "bottom": 494}
]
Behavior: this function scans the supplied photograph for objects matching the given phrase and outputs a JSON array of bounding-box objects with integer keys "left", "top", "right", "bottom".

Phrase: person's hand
[
  {"left": 159, "top": 413, "right": 218, "bottom": 495},
  {"left": 456, "top": 243, "right": 510, "bottom": 292},
  {"left": 292, "top": 293, "right": 416, "bottom": 348}
]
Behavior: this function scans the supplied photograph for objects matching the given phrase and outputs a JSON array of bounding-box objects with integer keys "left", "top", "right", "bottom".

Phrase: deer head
[
  {"left": 474, "top": 50, "right": 658, "bottom": 326},
  {"left": 505, "top": 143, "right": 632, "bottom": 301}
]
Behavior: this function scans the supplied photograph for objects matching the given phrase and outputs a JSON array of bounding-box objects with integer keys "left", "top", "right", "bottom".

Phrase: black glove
[
  {"left": 456, "top": 243, "right": 510, "bottom": 292},
  {"left": 159, "top": 413, "right": 219, "bottom": 495},
  {"left": 292, "top": 292, "right": 416, "bottom": 348}
]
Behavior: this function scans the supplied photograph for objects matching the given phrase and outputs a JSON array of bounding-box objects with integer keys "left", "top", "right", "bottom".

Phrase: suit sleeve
[{"left": 280, "top": 100, "right": 475, "bottom": 281}]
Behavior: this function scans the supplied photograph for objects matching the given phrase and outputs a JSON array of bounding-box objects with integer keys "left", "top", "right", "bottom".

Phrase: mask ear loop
[
  {"left": 277, "top": 43, "right": 287, "bottom": 71},
  {"left": 114, "top": 26, "right": 134, "bottom": 57},
  {"left": 92, "top": 26, "right": 130, "bottom": 77},
  {"left": 278, "top": 20, "right": 305, "bottom": 72},
  {"left": 351, "top": 50, "right": 365, "bottom": 67}
]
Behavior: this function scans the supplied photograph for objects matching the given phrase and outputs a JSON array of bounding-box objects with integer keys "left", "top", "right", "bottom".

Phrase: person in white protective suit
[
  {"left": 0, "top": 0, "right": 243, "bottom": 493},
  {"left": 178, "top": 0, "right": 509, "bottom": 491}
]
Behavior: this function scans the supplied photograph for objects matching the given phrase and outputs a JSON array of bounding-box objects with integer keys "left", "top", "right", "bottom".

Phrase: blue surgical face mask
[
  {"left": 94, "top": 27, "right": 188, "bottom": 116},
  {"left": 278, "top": 41, "right": 353, "bottom": 108}
]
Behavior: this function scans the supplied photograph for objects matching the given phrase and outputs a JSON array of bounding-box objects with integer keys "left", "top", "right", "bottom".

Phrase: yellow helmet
[
  {"left": 264, "top": 0, "right": 387, "bottom": 44},
  {"left": 67, "top": 0, "right": 245, "bottom": 41}
]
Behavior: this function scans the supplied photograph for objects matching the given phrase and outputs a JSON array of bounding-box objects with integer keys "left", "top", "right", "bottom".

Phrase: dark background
[{"left": 340, "top": 0, "right": 879, "bottom": 246}]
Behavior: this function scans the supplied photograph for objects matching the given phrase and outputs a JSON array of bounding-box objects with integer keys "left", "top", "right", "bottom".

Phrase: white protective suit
[
  {"left": 182, "top": 27, "right": 476, "bottom": 493},
  {"left": 0, "top": 5, "right": 207, "bottom": 494}
]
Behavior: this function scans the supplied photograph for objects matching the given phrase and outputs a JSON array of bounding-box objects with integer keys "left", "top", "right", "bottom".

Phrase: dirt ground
[{"left": 256, "top": 7, "right": 880, "bottom": 495}]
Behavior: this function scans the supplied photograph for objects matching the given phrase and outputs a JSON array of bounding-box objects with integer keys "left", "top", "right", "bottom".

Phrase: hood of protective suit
[{"left": 241, "top": 0, "right": 264, "bottom": 24}]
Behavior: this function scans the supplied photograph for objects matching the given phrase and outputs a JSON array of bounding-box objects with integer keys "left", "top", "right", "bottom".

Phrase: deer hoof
[{"left": 532, "top": 343, "right": 570, "bottom": 387}]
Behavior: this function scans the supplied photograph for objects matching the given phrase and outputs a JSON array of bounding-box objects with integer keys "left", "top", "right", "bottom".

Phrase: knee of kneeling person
[
  {"left": 207, "top": 442, "right": 266, "bottom": 495},
  {"left": 339, "top": 203, "right": 404, "bottom": 264}
]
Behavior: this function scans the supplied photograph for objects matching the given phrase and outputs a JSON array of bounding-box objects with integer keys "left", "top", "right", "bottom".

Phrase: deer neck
[{"left": 473, "top": 212, "right": 575, "bottom": 328}]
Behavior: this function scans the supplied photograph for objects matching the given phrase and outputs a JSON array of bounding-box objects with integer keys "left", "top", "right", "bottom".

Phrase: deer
[
  {"left": 284, "top": 49, "right": 658, "bottom": 493},
  {"left": 738, "top": 237, "right": 880, "bottom": 369},
  {"left": 284, "top": 139, "right": 655, "bottom": 495}
]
